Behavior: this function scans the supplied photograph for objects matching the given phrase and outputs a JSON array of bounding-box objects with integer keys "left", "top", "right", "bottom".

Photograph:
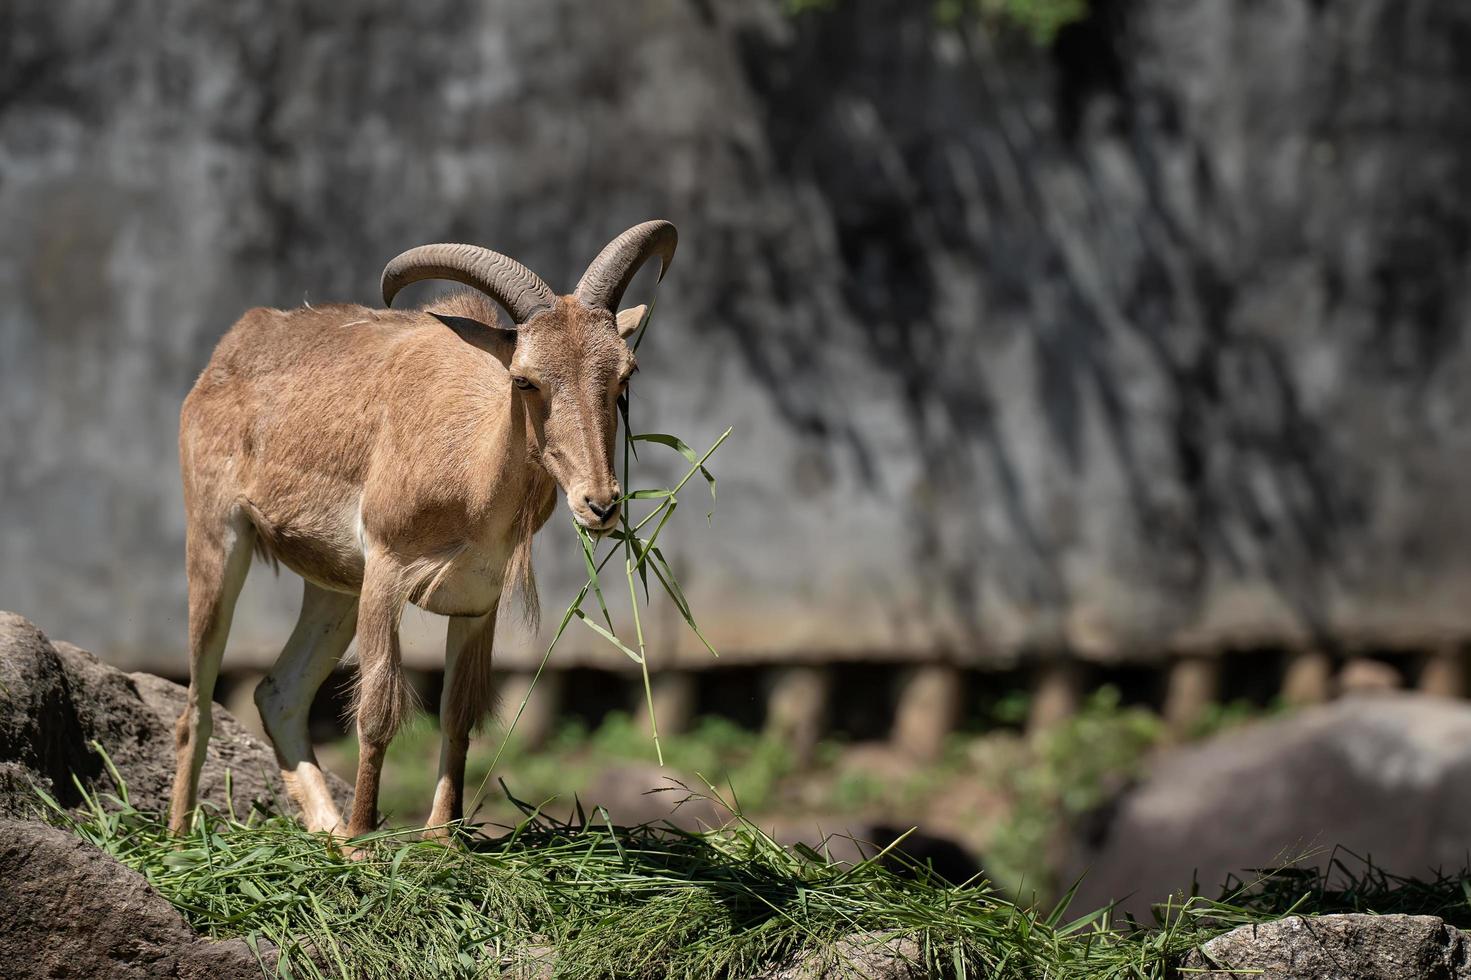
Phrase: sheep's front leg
[
  {"left": 426, "top": 608, "right": 497, "bottom": 837},
  {"left": 346, "top": 561, "right": 413, "bottom": 840}
]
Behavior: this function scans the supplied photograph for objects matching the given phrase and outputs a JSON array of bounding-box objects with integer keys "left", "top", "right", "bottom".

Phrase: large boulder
[
  {"left": 1067, "top": 695, "right": 1471, "bottom": 917},
  {"left": 0, "top": 610, "right": 348, "bottom": 820},
  {"left": 1185, "top": 914, "right": 1471, "bottom": 980},
  {"left": 0, "top": 818, "right": 275, "bottom": 979}
]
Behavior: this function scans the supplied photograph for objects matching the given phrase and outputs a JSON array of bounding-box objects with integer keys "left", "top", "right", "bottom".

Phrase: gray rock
[
  {"left": 0, "top": 613, "right": 96, "bottom": 817},
  {"left": 0, "top": 610, "right": 349, "bottom": 820},
  {"left": 1185, "top": 914, "right": 1471, "bottom": 980},
  {"left": 1067, "top": 695, "right": 1471, "bottom": 918},
  {"left": 0, "top": 818, "right": 274, "bottom": 979},
  {"left": 0, "top": 612, "right": 345, "bottom": 976}
]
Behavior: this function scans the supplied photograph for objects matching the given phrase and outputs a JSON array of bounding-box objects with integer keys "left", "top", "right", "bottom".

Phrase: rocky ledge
[
  {"left": 0, "top": 610, "right": 351, "bottom": 976},
  {"left": 0, "top": 610, "right": 350, "bottom": 820},
  {"left": 1185, "top": 913, "right": 1471, "bottom": 980}
]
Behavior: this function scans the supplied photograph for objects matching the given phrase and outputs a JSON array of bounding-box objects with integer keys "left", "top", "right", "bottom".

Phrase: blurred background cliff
[{"left": 4, "top": 0, "right": 1471, "bottom": 910}]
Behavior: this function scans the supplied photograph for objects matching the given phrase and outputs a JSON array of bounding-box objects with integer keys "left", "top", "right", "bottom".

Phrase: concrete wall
[{"left": 3, "top": 0, "right": 1470, "bottom": 673}]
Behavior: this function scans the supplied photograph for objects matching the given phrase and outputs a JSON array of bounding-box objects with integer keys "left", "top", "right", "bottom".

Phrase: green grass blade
[
  {"left": 576, "top": 522, "right": 618, "bottom": 634},
  {"left": 573, "top": 608, "right": 644, "bottom": 663}
]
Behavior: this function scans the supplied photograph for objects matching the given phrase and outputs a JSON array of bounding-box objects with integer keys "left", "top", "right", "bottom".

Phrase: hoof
[
  {"left": 341, "top": 841, "right": 374, "bottom": 862},
  {"left": 421, "top": 821, "right": 460, "bottom": 844}
]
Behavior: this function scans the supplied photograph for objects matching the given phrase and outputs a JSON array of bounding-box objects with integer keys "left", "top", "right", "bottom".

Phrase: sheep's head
[{"left": 381, "top": 221, "right": 676, "bottom": 532}]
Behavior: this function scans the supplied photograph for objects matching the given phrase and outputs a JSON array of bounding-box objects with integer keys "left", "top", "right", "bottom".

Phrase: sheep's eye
[{"left": 512, "top": 376, "right": 536, "bottom": 391}]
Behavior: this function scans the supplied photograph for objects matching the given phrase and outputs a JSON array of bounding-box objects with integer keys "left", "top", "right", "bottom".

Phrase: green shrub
[
  {"left": 986, "top": 686, "right": 1163, "bottom": 897},
  {"left": 787, "top": 0, "right": 1092, "bottom": 45}
]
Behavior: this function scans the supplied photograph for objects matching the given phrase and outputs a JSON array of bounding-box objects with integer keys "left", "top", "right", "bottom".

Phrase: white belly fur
[
  {"left": 268, "top": 499, "right": 511, "bottom": 617},
  {"left": 404, "top": 539, "right": 511, "bottom": 618}
]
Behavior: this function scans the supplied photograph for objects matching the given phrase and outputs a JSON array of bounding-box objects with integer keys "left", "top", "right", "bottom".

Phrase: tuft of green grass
[
  {"left": 1225, "top": 848, "right": 1471, "bottom": 929},
  {"left": 35, "top": 773, "right": 1120, "bottom": 980},
  {"left": 40, "top": 755, "right": 1471, "bottom": 980}
]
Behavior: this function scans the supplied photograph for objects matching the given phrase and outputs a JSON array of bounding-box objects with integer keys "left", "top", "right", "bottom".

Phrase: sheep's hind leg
[
  {"left": 168, "top": 511, "right": 255, "bottom": 834},
  {"left": 256, "top": 580, "right": 358, "bottom": 835}
]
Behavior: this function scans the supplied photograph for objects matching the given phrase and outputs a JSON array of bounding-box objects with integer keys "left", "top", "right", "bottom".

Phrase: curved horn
[
  {"left": 381, "top": 243, "right": 555, "bottom": 323},
  {"left": 574, "top": 220, "right": 678, "bottom": 312}
]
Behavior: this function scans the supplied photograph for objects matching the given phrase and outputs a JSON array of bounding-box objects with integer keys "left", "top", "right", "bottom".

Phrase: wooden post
[
  {"left": 1281, "top": 648, "right": 1334, "bottom": 706},
  {"left": 891, "top": 664, "right": 964, "bottom": 762},
  {"left": 494, "top": 670, "right": 563, "bottom": 748},
  {"left": 638, "top": 670, "right": 698, "bottom": 738},
  {"left": 1337, "top": 657, "right": 1402, "bottom": 696},
  {"left": 1163, "top": 655, "right": 1221, "bottom": 734},
  {"left": 1419, "top": 645, "right": 1468, "bottom": 699},
  {"left": 1027, "top": 659, "right": 1082, "bottom": 735},
  {"left": 764, "top": 666, "right": 830, "bottom": 767}
]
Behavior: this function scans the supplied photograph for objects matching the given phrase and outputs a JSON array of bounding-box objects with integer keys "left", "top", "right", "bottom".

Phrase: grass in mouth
[{"left": 478, "top": 295, "right": 729, "bottom": 809}]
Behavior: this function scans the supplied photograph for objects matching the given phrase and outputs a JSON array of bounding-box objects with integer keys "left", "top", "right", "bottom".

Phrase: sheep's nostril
[{"left": 586, "top": 496, "right": 615, "bottom": 521}]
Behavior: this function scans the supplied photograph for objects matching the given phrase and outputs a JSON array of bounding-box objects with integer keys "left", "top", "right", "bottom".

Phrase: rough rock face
[
  {"left": 0, "top": 610, "right": 348, "bottom": 820},
  {"left": 1185, "top": 914, "right": 1471, "bottom": 980},
  {"left": 3, "top": 0, "right": 1471, "bottom": 670},
  {"left": 0, "top": 611, "right": 344, "bottom": 976},
  {"left": 1066, "top": 694, "right": 1471, "bottom": 918},
  {"left": 0, "top": 819, "right": 275, "bottom": 979}
]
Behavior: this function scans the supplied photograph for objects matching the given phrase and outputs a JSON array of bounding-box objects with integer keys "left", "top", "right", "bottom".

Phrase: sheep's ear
[
  {"left": 431, "top": 312, "right": 517, "bottom": 367},
  {"left": 616, "top": 304, "right": 648, "bottom": 340}
]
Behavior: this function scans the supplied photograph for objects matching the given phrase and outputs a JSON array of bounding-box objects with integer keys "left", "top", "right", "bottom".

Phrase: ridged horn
[
  {"left": 381, "top": 243, "right": 555, "bottom": 323},
  {"left": 574, "top": 220, "right": 678, "bottom": 312}
]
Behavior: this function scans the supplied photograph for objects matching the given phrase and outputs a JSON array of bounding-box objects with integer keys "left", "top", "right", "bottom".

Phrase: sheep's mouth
[{"left": 572, "top": 511, "right": 621, "bottom": 536}]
